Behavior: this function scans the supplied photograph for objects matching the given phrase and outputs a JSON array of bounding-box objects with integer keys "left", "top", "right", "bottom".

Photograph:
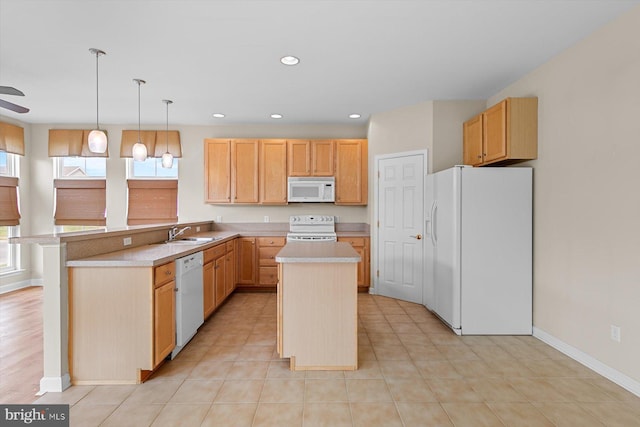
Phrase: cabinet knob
[
  {"left": 477, "top": 155, "right": 482, "bottom": 159},
  {"left": 165, "top": 270, "right": 172, "bottom": 275}
]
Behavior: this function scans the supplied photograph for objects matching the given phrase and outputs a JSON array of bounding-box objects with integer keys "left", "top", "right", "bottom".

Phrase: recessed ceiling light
[
  {"left": 270, "top": 114, "right": 283, "bottom": 119},
  {"left": 280, "top": 55, "right": 300, "bottom": 66},
  {"left": 349, "top": 114, "right": 361, "bottom": 119},
  {"left": 212, "top": 113, "right": 225, "bottom": 118}
]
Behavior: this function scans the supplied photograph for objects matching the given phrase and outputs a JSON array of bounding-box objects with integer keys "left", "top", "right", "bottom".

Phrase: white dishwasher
[{"left": 171, "top": 251, "right": 204, "bottom": 358}]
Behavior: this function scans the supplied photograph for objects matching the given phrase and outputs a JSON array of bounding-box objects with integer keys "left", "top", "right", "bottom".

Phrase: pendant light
[
  {"left": 132, "top": 78, "right": 147, "bottom": 161},
  {"left": 161, "top": 99, "right": 174, "bottom": 168},
  {"left": 87, "top": 48, "right": 108, "bottom": 153}
]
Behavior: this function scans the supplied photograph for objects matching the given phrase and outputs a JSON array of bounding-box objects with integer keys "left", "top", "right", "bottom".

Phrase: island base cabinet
[
  {"left": 69, "top": 267, "right": 156, "bottom": 384},
  {"left": 69, "top": 263, "right": 176, "bottom": 385},
  {"left": 278, "top": 262, "right": 358, "bottom": 370}
]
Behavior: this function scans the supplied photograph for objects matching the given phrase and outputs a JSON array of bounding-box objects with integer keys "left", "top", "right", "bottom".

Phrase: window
[
  {"left": 56, "top": 157, "right": 106, "bottom": 178},
  {"left": 53, "top": 158, "right": 107, "bottom": 231},
  {"left": 128, "top": 157, "right": 178, "bottom": 178},
  {"left": 0, "top": 152, "right": 19, "bottom": 273}
]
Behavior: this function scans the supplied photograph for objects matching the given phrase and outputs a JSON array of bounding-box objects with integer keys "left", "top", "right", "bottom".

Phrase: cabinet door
[
  {"left": 214, "top": 256, "right": 226, "bottom": 307},
  {"left": 232, "top": 140, "right": 259, "bottom": 203},
  {"left": 204, "top": 139, "right": 231, "bottom": 203},
  {"left": 483, "top": 100, "right": 508, "bottom": 163},
  {"left": 225, "top": 248, "right": 235, "bottom": 297},
  {"left": 335, "top": 139, "right": 367, "bottom": 205},
  {"left": 154, "top": 280, "right": 176, "bottom": 366},
  {"left": 203, "top": 261, "right": 214, "bottom": 318},
  {"left": 287, "top": 140, "right": 311, "bottom": 176},
  {"left": 236, "top": 237, "right": 257, "bottom": 285},
  {"left": 260, "top": 140, "right": 288, "bottom": 204},
  {"left": 311, "top": 140, "right": 334, "bottom": 176},
  {"left": 463, "top": 114, "right": 483, "bottom": 166}
]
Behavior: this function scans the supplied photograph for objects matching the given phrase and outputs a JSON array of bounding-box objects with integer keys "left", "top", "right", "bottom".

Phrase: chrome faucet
[{"left": 168, "top": 226, "right": 191, "bottom": 241}]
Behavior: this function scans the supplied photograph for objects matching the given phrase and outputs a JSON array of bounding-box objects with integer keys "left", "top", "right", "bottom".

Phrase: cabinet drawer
[
  {"left": 154, "top": 262, "right": 175, "bottom": 287},
  {"left": 204, "top": 244, "right": 226, "bottom": 263},
  {"left": 338, "top": 237, "right": 365, "bottom": 247},
  {"left": 258, "top": 237, "right": 285, "bottom": 247},
  {"left": 225, "top": 241, "right": 235, "bottom": 252},
  {"left": 259, "top": 266, "right": 278, "bottom": 285},
  {"left": 259, "top": 246, "right": 280, "bottom": 266}
]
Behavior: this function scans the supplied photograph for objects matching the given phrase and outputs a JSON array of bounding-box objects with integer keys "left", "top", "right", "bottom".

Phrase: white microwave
[{"left": 287, "top": 177, "right": 335, "bottom": 202}]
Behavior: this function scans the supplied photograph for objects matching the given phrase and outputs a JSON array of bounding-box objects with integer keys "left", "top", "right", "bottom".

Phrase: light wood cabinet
[
  {"left": 232, "top": 139, "right": 259, "bottom": 203},
  {"left": 225, "top": 240, "right": 236, "bottom": 297},
  {"left": 260, "top": 140, "right": 288, "bottom": 204},
  {"left": 337, "top": 236, "right": 370, "bottom": 291},
  {"left": 258, "top": 237, "right": 285, "bottom": 287},
  {"left": 203, "top": 244, "right": 227, "bottom": 318},
  {"left": 153, "top": 277, "right": 176, "bottom": 366},
  {"left": 335, "top": 139, "right": 368, "bottom": 205},
  {"left": 204, "top": 139, "right": 259, "bottom": 203},
  {"left": 236, "top": 237, "right": 257, "bottom": 285},
  {"left": 463, "top": 97, "right": 538, "bottom": 166},
  {"left": 68, "top": 261, "right": 177, "bottom": 384},
  {"left": 204, "top": 139, "right": 231, "bottom": 203},
  {"left": 287, "top": 140, "right": 334, "bottom": 176},
  {"left": 463, "top": 114, "right": 483, "bottom": 166}
]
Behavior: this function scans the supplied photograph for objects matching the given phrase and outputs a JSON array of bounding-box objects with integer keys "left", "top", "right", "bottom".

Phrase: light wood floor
[{"left": 0, "top": 286, "right": 43, "bottom": 404}]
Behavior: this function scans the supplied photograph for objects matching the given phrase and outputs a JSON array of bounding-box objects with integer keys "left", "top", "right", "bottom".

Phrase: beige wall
[
  {"left": 432, "top": 100, "right": 486, "bottom": 173},
  {"left": 489, "top": 6, "right": 640, "bottom": 382}
]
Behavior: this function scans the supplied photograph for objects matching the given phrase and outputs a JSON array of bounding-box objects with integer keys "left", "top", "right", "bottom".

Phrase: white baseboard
[
  {"left": 533, "top": 326, "right": 640, "bottom": 397},
  {"left": 0, "top": 277, "right": 42, "bottom": 294},
  {"left": 38, "top": 374, "right": 71, "bottom": 395}
]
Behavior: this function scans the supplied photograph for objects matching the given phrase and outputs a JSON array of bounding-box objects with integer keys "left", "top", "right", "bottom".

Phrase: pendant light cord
[
  {"left": 138, "top": 81, "right": 141, "bottom": 143},
  {"left": 95, "top": 52, "right": 99, "bottom": 130}
]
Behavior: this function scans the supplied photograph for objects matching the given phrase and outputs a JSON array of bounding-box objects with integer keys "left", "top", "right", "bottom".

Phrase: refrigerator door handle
[{"left": 429, "top": 200, "right": 437, "bottom": 246}]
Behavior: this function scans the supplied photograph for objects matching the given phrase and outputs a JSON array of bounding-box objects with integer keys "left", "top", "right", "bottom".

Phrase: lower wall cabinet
[
  {"left": 203, "top": 240, "right": 237, "bottom": 319},
  {"left": 337, "top": 237, "right": 370, "bottom": 292},
  {"left": 258, "top": 237, "right": 286, "bottom": 286}
]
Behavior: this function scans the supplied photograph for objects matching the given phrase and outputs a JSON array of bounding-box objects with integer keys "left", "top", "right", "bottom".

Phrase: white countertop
[
  {"left": 276, "top": 242, "right": 361, "bottom": 263},
  {"left": 66, "top": 232, "right": 238, "bottom": 267}
]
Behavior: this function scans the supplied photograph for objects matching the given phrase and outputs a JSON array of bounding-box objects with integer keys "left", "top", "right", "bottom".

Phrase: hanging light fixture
[
  {"left": 161, "top": 99, "right": 174, "bottom": 168},
  {"left": 132, "top": 78, "right": 147, "bottom": 161},
  {"left": 87, "top": 48, "right": 108, "bottom": 153}
]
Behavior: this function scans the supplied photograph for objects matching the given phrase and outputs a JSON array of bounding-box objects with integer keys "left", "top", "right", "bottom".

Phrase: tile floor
[{"left": 25, "top": 292, "right": 640, "bottom": 426}]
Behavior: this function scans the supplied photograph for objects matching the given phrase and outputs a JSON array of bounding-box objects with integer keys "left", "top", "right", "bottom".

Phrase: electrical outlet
[
  {"left": 196, "top": 226, "right": 201, "bottom": 232},
  {"left": 611, "top": 325, "right": 621, "bottom": 343},
  {"left": 216, "top": 216, "right": 222, "bottom": 222},
  {"left": 123, "top": 237, "right": 132, "bottom": 246},
  {"left": 264, "top": 216, "right": 270, "bottom": 223}
]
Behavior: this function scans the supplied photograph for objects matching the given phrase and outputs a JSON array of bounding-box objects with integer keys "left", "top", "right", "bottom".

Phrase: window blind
[
  {"left": 0, "top": 176, "right": 20, "bottom": 226},
  {"left": 127, "top": 180, "right": 178, "bottom": 225},
  {"left": 48, "top": 129, "right": 109, "bottom": 157},
  {"left": 120, "top": 130, "right": 182, "bottom": 158},
  {"left": 0, "top": 122, "right": 25, "bottom": 156},
  {"left": 53, "top": 179, "right": 106, "bottom": 226}
]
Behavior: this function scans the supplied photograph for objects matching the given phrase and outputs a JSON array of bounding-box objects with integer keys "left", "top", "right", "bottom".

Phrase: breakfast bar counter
[{"left": 275, "top": 241, "right": 360, "bottom": 370}]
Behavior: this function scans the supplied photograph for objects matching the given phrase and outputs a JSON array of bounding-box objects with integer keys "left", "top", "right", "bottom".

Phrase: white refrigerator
[{"left": 424, "top": 166, "right": 532, "bottom": 335}]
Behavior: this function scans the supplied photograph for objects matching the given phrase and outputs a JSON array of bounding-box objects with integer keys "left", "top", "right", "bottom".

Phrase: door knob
[{"left": 411, "top": 234, "right": 422, "bottom": 240}]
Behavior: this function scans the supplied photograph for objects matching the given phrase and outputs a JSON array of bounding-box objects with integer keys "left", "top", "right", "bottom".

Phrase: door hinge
[
  {"left": 377, "top": 171, "right": 380, "bottom": 178},
  {"left": 376, "top": 270, "right": 379, "bottom": 277},
  {"left": 377, "top": 220, "right": 380, "bottom": 227}
]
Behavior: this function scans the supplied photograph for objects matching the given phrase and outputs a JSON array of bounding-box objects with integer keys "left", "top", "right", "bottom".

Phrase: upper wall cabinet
[
  {"left": 287, "top": 140, "right": 334, "bottom": 176},
  {"left": 205, "top": 138, "right": 368, "bottom": 205},
  {"left": 204, "top": 139, "right": 259, "bottom": 203},
  {"left": 335, "top": 139, "right": 368, "bottom": 205},
  {"left": 463, "top": 97, "right": 538, "bottom": 167}
]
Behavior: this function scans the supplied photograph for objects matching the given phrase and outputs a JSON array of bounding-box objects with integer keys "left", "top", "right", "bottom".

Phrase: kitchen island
[{"left": 276, "top": 241, "right": 360, "bottom": 370}]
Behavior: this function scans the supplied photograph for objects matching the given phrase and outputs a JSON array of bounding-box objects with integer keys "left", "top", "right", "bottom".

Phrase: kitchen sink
[{"left": 165, "top": 237, "right": 218, "bottom": 244}]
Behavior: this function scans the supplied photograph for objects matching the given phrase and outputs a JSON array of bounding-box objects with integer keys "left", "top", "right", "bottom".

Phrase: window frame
[
  {"left": 126, "top": 157, "right": 179, "bottom": 180},
  {"left": 0, "top": 151, "right": 20, "bottom": 274}
]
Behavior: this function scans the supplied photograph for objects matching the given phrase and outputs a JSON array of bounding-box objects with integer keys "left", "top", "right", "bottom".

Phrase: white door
[{"left": 376, "top": 152, "right": 425, "bottom": 303}]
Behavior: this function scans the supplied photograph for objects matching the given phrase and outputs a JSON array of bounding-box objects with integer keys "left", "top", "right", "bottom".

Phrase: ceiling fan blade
[
  {"left": 0, "top": 98, "right": 30, "bottom": 113},
  {"left": 0, "top": 86, "right": 25, "bottom": 96}
]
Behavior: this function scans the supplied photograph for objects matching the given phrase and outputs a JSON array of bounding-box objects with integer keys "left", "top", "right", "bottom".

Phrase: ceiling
[{"left": 1, "top": 0, "right": 638, "bottom": 126}]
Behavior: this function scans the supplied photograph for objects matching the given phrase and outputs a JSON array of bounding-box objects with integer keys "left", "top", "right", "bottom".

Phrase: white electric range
[{"left": 286, "top": 215, "right": 337, "bottom": 242}]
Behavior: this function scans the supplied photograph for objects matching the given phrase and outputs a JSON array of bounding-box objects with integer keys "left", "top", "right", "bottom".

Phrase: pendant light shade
[
  {"left": 88, "top": 48, "right": 108, "bottom": 153},
  {"left": 161, "top": 99, "right": 174, "bottom": 168},
  {"left": 132, "top": 78, "right": 147, "bottom": 162}
]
